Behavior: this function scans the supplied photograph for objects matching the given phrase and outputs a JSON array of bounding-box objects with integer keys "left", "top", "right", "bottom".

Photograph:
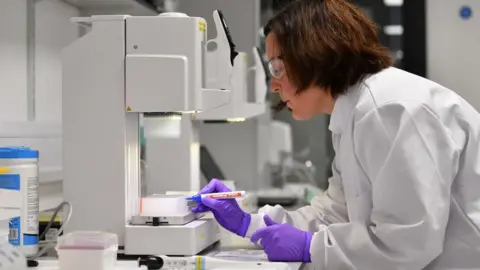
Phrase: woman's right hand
[{"left": 191, "top": 179, "right": 251, "bottom": 237}]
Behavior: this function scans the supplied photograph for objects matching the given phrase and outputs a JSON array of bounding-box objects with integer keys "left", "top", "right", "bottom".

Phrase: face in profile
[{"left": 265, "top": 33, "right": 334, "bottom": 120}]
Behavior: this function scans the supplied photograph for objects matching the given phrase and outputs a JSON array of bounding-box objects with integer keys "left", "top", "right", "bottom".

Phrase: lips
[{"left": 272, "top": 101, "right": 287, "bottom": 111}]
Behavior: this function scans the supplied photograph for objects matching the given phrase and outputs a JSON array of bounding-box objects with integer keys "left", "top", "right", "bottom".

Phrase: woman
[{"left": 193, "top": 0, "right": 480, "bottom": 268}]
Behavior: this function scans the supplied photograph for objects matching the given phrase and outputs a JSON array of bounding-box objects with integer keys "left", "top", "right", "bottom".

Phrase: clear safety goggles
[{"left": 268, "top": 56, "right": 285, "bottom": 80}]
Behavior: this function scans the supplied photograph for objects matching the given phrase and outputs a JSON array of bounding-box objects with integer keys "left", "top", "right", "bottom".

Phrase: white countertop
[
  {"left": 36, "top": 259, "right": 139, "bottom": 270},
  {"left": 35, "top": 255, "right": 303, "bottom": 270},
  {"left": 36, "top": 261, "right": 303, "bottom": 270}
]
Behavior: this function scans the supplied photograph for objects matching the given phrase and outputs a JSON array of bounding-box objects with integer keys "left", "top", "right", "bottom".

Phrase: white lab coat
[{"left": 246, "top": 67, "right": 480, "bottom": 269}]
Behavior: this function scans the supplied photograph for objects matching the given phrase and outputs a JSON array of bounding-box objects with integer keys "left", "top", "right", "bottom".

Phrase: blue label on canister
[
  {"left": 9, "top": 217, "right": 21, "bottom": 246},
  {"left": 24, "top": 234, "right": 38, "bottom": 246},
  {"left": 8, "top": 217, "right": 38, "bottom": 246},
  {"left": 0, "top": 174, "right": 20, "bottom": 190}
]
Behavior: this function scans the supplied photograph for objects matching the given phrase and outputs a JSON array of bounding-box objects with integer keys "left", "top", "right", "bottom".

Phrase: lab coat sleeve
[
  {"left": 310, "top": 101, "right": 459, "bottom": 269},
  {"left": 245, "top": 158, "right": 349, "bottom": 237}
]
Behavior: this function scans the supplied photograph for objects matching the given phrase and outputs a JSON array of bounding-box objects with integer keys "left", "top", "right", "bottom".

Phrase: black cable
[
  {"left": 27, "top": 259, "right": 38, "bottom": 267},
  {"left": 138, "top": 256, "right": 164, "bottom": 270}
]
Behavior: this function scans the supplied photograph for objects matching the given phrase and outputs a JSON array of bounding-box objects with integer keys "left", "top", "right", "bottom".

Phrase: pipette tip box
[{"left": 56, "top": 231, "right": 118, "bottom": 270}]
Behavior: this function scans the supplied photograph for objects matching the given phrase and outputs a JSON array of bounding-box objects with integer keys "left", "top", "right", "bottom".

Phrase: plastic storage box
[{"left": 56, "top": 231, "right": 118, "bottom": 270}]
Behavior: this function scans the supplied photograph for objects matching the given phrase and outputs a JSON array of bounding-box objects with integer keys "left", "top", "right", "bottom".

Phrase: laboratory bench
[
  {"left": 34, "top": 246, "right": 305, "bottom": 270},
  {"left": 36, "top": 261, "right": 304, "bottom": 270}
]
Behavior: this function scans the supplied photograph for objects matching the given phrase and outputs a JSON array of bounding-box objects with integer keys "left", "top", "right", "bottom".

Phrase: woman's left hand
[{"left": 250, "top": 215, "right": 313, "bottom": 262}]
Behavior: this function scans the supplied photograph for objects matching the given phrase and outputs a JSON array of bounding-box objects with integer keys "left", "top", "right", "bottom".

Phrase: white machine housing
[
  {"left": 204, "top": 10, "right": 237, "bottom": 91},
  {"left": 125, "top": 12, "right": 230, "bottom": 113},
  {"left": 145, "top": 50, "right": 269, "bottom": 193},
  {"left": 62, "top": 12, "right": 234, "bottom": 256},
  {"left": 144, "top": 14, "right": 269, "bottom": 195},
  {"left": 269, "top": 120, "right": 293, "bottom": 167},
  {"left": 143, "top": 9, "right": 243, "bottom": 195},
  {"left": 197, "top": 47, "right": 267, "bottom": 120},
  {"left": 253, "top": 47, "right": 268, "bottom": 104}
]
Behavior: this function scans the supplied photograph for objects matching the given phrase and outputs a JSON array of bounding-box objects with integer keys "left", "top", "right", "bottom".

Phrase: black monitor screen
[{"left": 200, "top": 145, "right": 226, "bottom": 182}]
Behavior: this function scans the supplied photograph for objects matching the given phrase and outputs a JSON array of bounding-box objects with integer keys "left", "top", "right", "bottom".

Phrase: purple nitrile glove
[
  {"left": 191, "top": 179, "right": 251, "bottom": 237},
  {"left": 250, "top": 215, "right": 313, "bottom": 262}
]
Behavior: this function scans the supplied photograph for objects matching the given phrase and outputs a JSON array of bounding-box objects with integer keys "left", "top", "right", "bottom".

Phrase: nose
[{"left": 270, "top": 79, "right": 280, "bottom": 93}]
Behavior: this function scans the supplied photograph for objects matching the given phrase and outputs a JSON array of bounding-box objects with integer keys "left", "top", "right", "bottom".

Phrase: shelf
[
  {"left": 201, "top": 88, "right": 232, "bottom": 114},
  {"left": 195, "top": 102, "right": 266, "bottom": 121},
  {"left": 62, "top": 0, "right": 158, "bottom": 16}
]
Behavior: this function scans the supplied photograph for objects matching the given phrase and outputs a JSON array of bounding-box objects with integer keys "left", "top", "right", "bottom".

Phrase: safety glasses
[{"left": 267, "top": 56, "right": 285, "bottom": 80}]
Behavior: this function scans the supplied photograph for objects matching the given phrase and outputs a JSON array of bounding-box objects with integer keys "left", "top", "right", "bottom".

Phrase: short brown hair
[{"left": 265, "top": 0, "right": 392, "bottom": 107}]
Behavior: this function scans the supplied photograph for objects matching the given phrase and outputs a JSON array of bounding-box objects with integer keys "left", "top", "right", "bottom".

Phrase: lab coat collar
[{"left": 329, "top": 82, "right": 366, "bottom": 134}]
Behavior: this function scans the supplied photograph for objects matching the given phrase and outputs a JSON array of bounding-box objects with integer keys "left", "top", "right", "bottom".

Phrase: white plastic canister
[{"left": 0, "top": 147, "right": 39, "bottom": 258}]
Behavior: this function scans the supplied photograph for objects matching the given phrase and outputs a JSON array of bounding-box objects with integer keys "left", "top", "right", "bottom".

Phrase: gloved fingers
[
  {"left": 263, "top": 215, "right": 277, "bottom": 226},
  {"left": 199, "top": 179, "right": 231, "bottom": 194},
  {"left": 264, "top": 248, "right": 276, "bottom": 262},
  {"left": 191, "top": 204, "right": 210, "bottom": 213},
  {"left": 198, "top": 179, "right": 219, "bottom": 194},
  {"left": 198, "top": 179, "right": 216, "bottom": 194},
  {"left": 262, "top": 242, "right": 277, "bottom": 262},
  {"left": 209, "top": 178, "right": 232, "bottom": 192},
  {"left": 258, "top": 234, "right": 272, "bottom": 250},
  {"left": 253, "top": 241, "right": 263, "bottom": 249},
  {"left": 250, "top": 226, "right": 275, "bottom": 243},
  {"left": 200, "top": 196, "right": 224, "bottom": 210},
  {"left": 260, "top": 238, "right": 266, "bottom": 250}
]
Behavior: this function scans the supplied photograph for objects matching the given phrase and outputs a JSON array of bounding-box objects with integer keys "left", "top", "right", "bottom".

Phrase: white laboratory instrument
[
  {"left": 267, "top": 121, "right": 318, "bottom": 188},
  {"left": 142, "top": 9, "right": 240, "bottom": 196},
  {"left": 253, "top": 47, "right": 268, "bottom": 104},
  {"left": 130, "top": 194, "right": 202, "bottom": 227},
  {"left": 195, "top": 103, "right": 273, "bottom": 191},
  {"left": 254, "top": 121, "right": 298, "bottom": 206},
  {"left": 196, "top": 47, "right": 267, "bottom": 120},
  {"left": 177, "top": 0, "right": 271, "bottom": 192},
  {"left": 144, "top": 20, "right": 269, "bottom": 195},
  {"left": 142, "top": 8, "right": 240, "bottom": 195},
  {"left": 257, "top": 121, "right": 322, "bottom": 207},
  {"left": 62, "top": 10, "right": 236, "bottom": 256},
  {"left": 269, "top": 121, "right": 293, "bottom": 169}
]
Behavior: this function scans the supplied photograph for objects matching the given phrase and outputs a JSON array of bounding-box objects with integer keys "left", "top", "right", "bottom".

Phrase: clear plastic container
[{"left": 56, "top": 231, "right": 118, "bottom": 270}]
